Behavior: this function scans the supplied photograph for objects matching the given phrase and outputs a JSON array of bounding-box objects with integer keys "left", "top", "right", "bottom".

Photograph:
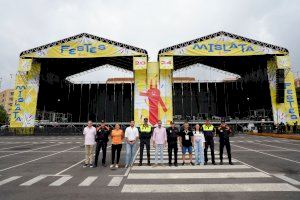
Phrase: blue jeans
[
  {"left": 194, "top": 140, "right": 204, "bottom": 164},
  {"left": 182, "top": 146, "right": 193, "bottom": 154},
  {"left": 155, "top": 144, "right": 164, "bottom": 164},
  {"left": 125, "top": 142, "right": 137, "bottom": 165}
]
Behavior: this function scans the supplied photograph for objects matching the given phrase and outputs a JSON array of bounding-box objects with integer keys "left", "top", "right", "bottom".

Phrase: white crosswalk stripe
[
  {"left": 20, "top": 175, "right": 48, "bottom": 186},
  {"left": 121, "top": 147, "right": 300, "bottom": 193},
  {"left": 49, "top": 176, "right": 72, "bottom": 186},
  {"left": 122, "top": 183, "right": 299, "bottom": 193},
  {"left": 127, "top": 172, "right": 270, "bottom": 179},
  {"left": 78, "top": 176, "right": 98, "bottom": 186},
  {"left": 0, "top": 176, "right": 22, "bottom": 186}
]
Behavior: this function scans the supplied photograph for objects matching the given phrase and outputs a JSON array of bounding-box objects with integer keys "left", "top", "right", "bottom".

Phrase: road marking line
[
  {"left": 273, "top": 174, "right": 300, "bottom": 185},
  {"left": 0, "top": 143, "right": 62, "bottom": 159},
  {"left": 108, "top": 177, "right": 123, "bottom": 187},
  {"left": 0, "top": 146, "right": 79, "bottom": 172},
  {"left": 54, "top": 145, "right": 112, "bottom": 175},
  {"left": 131, "top": 165, "right": 250, "bottom": 170},
  {"left": 128, "top": 172, "right": 270, "bottom": 179},
  {"left": 78, "top": 176, "right": 98, "bottom": 186},
  {"left": 20, "top": 175, "right": 48, "bottom": 186},
  {"left": 232, "top": 144, "right": 300, "bottom": 164},
  {"left": 55, "top": 159, "right": 85, "bottom": 175},
  {"left": 49, "top": 176, "right": 72, "bottom": 186},
  {"left": 0, "top": 144, "right": 34, "bottom": 151},
  {"left": 121, "top": 183, "right": 300, "bottom": 193},
  {"left": 0, "top": 176, "right": 22, "bottom": 186},
  {"left": 247, "top": 141, "right": 300, "bottom": 152}
]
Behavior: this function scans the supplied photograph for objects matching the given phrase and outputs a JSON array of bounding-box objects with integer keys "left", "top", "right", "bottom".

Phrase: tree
[{"left": 0, "top": 105, "right": 8, "bottom": 124}]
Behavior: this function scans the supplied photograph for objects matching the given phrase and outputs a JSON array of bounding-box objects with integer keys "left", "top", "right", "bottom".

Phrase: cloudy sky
[{"left": 0, "top": 0, "right": 299, "bottom": 89}]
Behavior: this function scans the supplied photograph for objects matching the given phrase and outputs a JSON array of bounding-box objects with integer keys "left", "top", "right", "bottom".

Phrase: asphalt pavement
[{"left": 0, "top": 134, "right": 299, "bottom": 200}]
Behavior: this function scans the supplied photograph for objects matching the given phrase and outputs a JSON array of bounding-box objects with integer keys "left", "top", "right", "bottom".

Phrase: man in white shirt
[
  {"left": 125, "top": 120, "right": 139, "bottom": 168},
  {"left": 83, "top": 120, "right": 96, "bottom": 168}
]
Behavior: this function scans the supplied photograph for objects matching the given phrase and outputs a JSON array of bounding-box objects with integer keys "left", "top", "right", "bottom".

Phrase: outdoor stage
[{"left": 9, "top": 31, "right": 300, "bottom": 129}]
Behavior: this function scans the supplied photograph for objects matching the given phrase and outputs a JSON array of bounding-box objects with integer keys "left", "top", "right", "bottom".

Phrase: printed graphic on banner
[
  {"left": 10, "top": 60, "right": 41, "bottom": 128},
  {"left": 267, "top": 56, "right": 300, "bottom": 125},
  {"left": 160, "top": 35, "right": 287, "bottom": 56},
  {"left": 159, "top": 56, "right": 174, "bottom": 69},
  {"left": 133, "top": 56, "right": 147, "bottom": 70},
  {"left": 159, "top": 69, "right": 173, "bottom": 125},
  {"left": 22, "top": 35, "right": 145, "bottom": 58},
  {"left": 18, "top": 58, "right": 32, "bottom": 72},
  {"left": 134, "top": 69, "right": 148, "bottom": 126},
  {"left": 139, "top": 62, "right": 168, "bottom": 126}
]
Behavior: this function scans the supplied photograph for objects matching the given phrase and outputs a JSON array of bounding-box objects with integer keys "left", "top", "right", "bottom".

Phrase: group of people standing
[{"left": 82, "top": 118, "right": 233, "bottom": 169}]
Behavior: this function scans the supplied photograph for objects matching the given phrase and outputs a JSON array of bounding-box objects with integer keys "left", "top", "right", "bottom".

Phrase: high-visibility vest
[
  {"left": 140, "top": 125, "right": 152, "bottom": 133},
  {"left": 202, "top": 125, "right": 214, "bottom": 131}
]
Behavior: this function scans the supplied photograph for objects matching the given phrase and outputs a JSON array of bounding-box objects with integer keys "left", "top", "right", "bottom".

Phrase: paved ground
[{"left": 0, "top": 134, "right": 299, "bottom": 200}]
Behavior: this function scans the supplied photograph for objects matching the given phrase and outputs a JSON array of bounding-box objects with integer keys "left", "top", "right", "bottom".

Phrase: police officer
[
  {"left": 218, "top": 120, "right": 233, "bottom": 165},
  {"left": 139, "top": 118, "right": 152, "bottom": 166},
  {"left": 202, "top": 119, "right": 216, "bottom": 165},
  {"left": 93, "top": 120, "right": 110, "bottom": 167},
  {"left": 166, "top": 121, "right": 179, "bottom": 167}
]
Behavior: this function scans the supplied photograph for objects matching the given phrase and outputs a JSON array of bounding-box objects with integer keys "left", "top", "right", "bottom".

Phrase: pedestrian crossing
[
  {"left": 0, "top": 175, "right": 100, "bottom": 187},
  {"left": 121, "top": 148, "right": 300, "bottom": 193}
]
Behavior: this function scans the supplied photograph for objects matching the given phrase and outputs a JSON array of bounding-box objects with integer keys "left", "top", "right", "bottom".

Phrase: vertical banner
[
  {"left": 133, "top": 57, "right": 148, "bottom": 126},
  {"left": 159, "top": 56, "right": 173, "bottom": 126},
  {"left": 267, "top": 55, "right": 299, "bottom": 125},
  {"left": 10, "top": 59, "right": 41, "bottom": 128},
  {"left": 143, "top": 62, "right": 162, "bottom": 126}
]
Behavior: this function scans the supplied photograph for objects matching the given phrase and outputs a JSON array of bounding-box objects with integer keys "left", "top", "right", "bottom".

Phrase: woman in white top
[{"left": 193, "top": 124, "right": 205, "bottom": 165}]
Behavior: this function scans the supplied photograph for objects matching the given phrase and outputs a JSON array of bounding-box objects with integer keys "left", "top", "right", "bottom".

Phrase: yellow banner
[
  {"left": 267, "top": 56, "right": 299, "bottom": 125},
  {"left": 133, "top": 56, "right": 147, "bottom": 70},
  {"left": 159, "top": 56, "right": 174, "bottom": 69},
  {"left": 134, "top": 69, "right": 148, "bottom": 126},
  {"left": 159, "top": 69, "right": 173, "bottom": 126},
  {"left": 161, "top": 35, "right": 286, "bottom": 56},
  {"left": 22, "top": 36, "right": 145, "bottom": 58},
  {"left": 10, "top": 60, "right": 41, "bottom": 128}
]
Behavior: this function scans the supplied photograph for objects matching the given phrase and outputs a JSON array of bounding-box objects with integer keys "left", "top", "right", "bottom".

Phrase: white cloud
[{"left": 0, "top": 0, "right": 299, "bottom": 89}]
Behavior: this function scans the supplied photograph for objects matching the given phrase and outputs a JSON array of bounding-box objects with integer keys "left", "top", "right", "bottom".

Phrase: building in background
[{"left": 0, "top": 89, "right": 14, "bottom": 117}]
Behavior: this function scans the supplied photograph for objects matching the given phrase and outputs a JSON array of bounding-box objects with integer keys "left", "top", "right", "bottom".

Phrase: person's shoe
[
  {"left": 220, "top": 161, "right": 223, "bottom": 165},
  {"left": 125, "top": 164, "right": 129, "bottom": 168},
  {"left": 110, "top": 164, "right": 115, "bottom": 169},
  {"left": 115, "top": 164, "right": 119, "bottom": 168},
  {"left": 89, "top": 164, "right": 93, "bottom": 168},
  {"left": 182, "top": 162, "right": 185, "bottom": 166},
  {"left": 204, "top": 162, "right": 207, "bottom": 165},
  {"left": 229, "top": 161, "right": 234, "bottom": 165},
  {"left": 102, "top": 163, "right": 107, "bottom": 167},
  {"left": 147, "top": 162, "right": 151, "bottom": 166},
  {"left": 190, "top": 162, "right": 195, "bottom": 166},
  {"left": 212, "top": 162, "right": 216, "bottom": 165},
  {"left": 138, "top": 163, "right": 142, "bottom": 166},
  {"left": 83, "top": 164, "right": 88, "bottom": 168},
  {"left": 174, "top": 163, "right": 178, "bottom": 167},
  {"left": 196, "top": 163, "right": 200, "bottom": 165},
  {"left": 169, "top": 163, "right": 172, "bottom": 167},
  {"left": 92, "top": 164, "right": 97, "bottom": 168}
]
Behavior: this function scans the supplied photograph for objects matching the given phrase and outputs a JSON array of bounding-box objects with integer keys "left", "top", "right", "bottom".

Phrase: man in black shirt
[
  {"left": 217, "top": 120, "right": 233, "bottom": 165},
  {"left": 179, "top": 122, "right": 194, "bottom": 166},
  {"left": 166, "top": 121, "right": 179, "bottom": 167},
  {"left": 93, "top": 120, "right": 110, "bottom": 167}
]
